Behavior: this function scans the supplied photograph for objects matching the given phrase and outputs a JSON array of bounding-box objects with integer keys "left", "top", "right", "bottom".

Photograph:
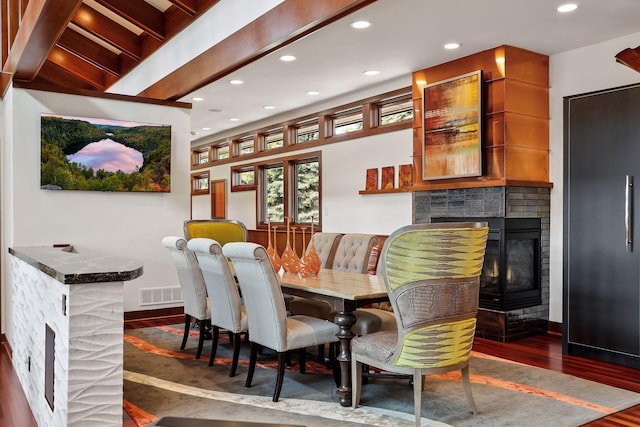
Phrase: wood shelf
[
  {"left": 359, "top": 187, "right": 413, "bottom": 195},
  {"left": 359, "top": 179, "right": 553, "bottom": 195}
]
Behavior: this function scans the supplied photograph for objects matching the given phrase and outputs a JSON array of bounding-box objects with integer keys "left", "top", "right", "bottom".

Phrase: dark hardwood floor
[{"left": 2, "top": 316, "right": 639, "bottom": 427}]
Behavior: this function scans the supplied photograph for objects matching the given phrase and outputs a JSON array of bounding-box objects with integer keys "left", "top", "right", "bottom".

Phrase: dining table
[{"left": 278, "top": 268, "right": 388, "bottom": 407}]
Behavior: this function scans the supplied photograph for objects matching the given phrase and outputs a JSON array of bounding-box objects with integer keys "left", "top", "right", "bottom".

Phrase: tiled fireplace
[{"left": 413, "top": 186, "right": 550, "bottom": 342}]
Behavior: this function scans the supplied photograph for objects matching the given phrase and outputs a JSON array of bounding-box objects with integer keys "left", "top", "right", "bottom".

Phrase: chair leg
[
  {"left": 208, "top": 326, "right": 220, "bottom": 366},
  {"left": 298, "top": 348, "right": 306, "bottom": 374},
  {"left": 230, "top": 333, "right": 241, "bottom": 377},
  {"left": 351, "top": 355, "right": 362, "bottom": 408},
  {"left": 274, "top": 352, "right": 287, "bottom": 402},
  {"left": 195, "top": 319, "right": 208, "bottom": 359},
  {"left": 413, "top": 370, "right": 422, "bottom": 427},
  {"left": 461, "top": 366, "right": 477, "bottom": 414},
  {"left": 317, "top": 344, "right": 325, "bottom": 362},
  {"left": 181, "top": 314, "right": 191, "bottom": 350},
  {"left": 245, "top": 342, "right": 258, "bottom": 388}
]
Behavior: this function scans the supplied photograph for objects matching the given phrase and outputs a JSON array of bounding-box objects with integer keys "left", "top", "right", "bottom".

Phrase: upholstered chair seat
[
  {"left": 351, "top": 222, "right": 489, "bottom": 427},
  {"left": 162, "top": 236, "right": 211, "bottom": 360},
  {"left": 187, "top": 238, "right": 248, "bottom": 377},
  {"left": 223, "top": 242, "right": 340, "bottom": 402}
]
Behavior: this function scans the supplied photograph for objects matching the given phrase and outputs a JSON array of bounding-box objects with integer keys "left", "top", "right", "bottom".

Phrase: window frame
[
  {"left": 191, "top": 171, "right": 210, "bottom": 195},
  {"left": 193, "top": 87, "right": 411, "bottom": 170},
  {"left": 329, "top": 106, "right": 364, "bottom": 137},
  {"left": 261, "top": 127, "right": 285, "bottom": 151},
  {"left": 253, "top": 151, "right": 322, "bottom": 230},
  {"left": 230, "top": 165, "right": 257, "bottom": 191},
  {"left": 375, "top": 92, "right": 414, "bottom": 127},
  {"left": 192, "top": 146, "right": 210, "bottom": 166}
]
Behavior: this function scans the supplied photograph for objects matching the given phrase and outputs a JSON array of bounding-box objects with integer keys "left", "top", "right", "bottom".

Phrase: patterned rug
[{"left": 123, "top": 325, "right": 640, "bottom": 427}]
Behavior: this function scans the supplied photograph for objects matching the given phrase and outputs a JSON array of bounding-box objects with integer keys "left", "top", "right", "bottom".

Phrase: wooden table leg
[{"left": 334, "top": 311, "right": 356, "bottom": 407}]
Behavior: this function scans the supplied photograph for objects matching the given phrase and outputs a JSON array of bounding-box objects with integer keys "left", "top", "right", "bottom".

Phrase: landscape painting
[{"left": 41, "top": 114, "right": 171, "bottom": 192}]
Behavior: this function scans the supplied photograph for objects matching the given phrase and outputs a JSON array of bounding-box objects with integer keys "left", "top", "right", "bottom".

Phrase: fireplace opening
[{"left": 432, "top": 217, "right": 542, "bottom": 311}]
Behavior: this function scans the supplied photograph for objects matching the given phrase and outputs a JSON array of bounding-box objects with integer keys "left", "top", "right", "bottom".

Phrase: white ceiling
[{"left": 179, "top": 0, "right": 640, "bottom": 143}]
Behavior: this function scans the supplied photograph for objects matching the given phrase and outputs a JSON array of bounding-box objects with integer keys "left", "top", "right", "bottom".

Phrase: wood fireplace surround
[{"left": 409, "top": 45, "right": 551, "bottom": 341}]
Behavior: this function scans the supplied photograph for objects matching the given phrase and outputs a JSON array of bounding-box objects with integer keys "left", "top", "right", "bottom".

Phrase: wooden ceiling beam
[
  {"left": 94, "top": 0, "right": 166, "bottom": 42},
  {"left": 72, "top": 3, "right": 141, "bottom": 61},
  {"left": 163, "top": 0, "right": 219, "bottom": 39},
  {"left": 168, "top": 0, "right": 198, "bottom": 16},
  {"left": 616, "top": 46, "right": 640, "bottom": 74},
  {"left": 139, "top": 0, "right": 376, "bottom": 100},
  {"left": 57, "top": 28, "right": 121, "bottom": 77},
  {"left": 4, "top": 0, "right": 83, "bottom": 81},
  {"left": 35, "top": 60, "right": 101, "bottom": 91},
  {"left": 47, "top": 45, "right": 109, "bottom": 90}
]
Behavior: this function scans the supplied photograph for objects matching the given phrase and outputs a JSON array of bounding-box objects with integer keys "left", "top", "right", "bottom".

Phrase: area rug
[{"left": 123, "top": 325, "right": 640, "bottom": 427}]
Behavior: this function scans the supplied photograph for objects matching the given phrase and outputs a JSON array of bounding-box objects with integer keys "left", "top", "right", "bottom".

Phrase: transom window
[
  {"left": 332, "top": 107, "right": 363, "bottom": 135},
  {"left": 193, "top": 147, "right": 209, "bottom": 165},
  {"left": 193, "top": 87, "right": 411, "bottom": 167},
  {"left": 191, "top": 171, "right": 210, "bottom": 195},
  {"left": 231, "top": 165, "right": 256, "bottom": 190},
  {"left": 215, "top": 143, "right": 229, "bottom": 160},
  {"left": 378, "top": 93, "right": 413, "bottom": 126},
  {"left": 263, "top": 128, "right": 284, "bottom": 150},
  {"left": 237, "top": 135, "right": 255, "bottom": 155},
  {"left": 296, "top": 118, "right": 320, "bottom": 143}
]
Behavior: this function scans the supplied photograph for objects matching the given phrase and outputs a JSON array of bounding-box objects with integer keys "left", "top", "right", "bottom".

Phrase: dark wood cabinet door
[{"left": 565, "top": 84, "right": 640, "bottom": 365}]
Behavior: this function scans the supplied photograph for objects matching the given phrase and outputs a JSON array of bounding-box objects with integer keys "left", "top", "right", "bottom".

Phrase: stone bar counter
[{"left": 8, "top": 245, "right": 143, "bottom": 427}]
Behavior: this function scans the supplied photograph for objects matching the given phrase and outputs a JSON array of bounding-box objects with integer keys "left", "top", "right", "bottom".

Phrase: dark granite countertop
[{"left": 9, "top": 245, "right": 143, "bottom": 285}]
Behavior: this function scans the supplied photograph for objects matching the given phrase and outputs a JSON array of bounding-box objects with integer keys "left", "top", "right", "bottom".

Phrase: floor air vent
[{"left": 139, "top": 287, "right": 183, "bottom": 306}]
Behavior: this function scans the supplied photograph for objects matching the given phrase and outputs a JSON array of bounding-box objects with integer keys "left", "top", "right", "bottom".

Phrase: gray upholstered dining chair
[
  {"left": 162, "top": 236, "right": 210, "bottom": 359},
  {"left": 307, "top": 232, "right": 342, "bottom": 268},
  {"left": 289, "top": 233, "right": 396, "bottom": 336},
  {"left": 285, "top": 232, "right": 342, "bottom": 319},
  {"left": 351, "top": 222, "right": 489, "bottom": 427},
  {"left": 222, "top": 242, "right": 340, "bottom": 402},
  {"left": 187, "top": 238, "right": 248, "bottom": 377}
]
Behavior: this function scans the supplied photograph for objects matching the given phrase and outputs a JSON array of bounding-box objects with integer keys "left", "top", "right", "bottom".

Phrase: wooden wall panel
[{"left": 412, "top": 44, "right": 550, "bottom": 189}]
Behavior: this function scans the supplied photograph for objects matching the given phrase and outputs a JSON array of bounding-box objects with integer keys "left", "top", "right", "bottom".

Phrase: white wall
[
  {"left": 1, "top": 87, "right": 192, "bottom": 336},
  {"left": 205, "top": 128, "right": 413, "bottom": 235},
  {"left": 548, "top": 32, "right": 640, "bottom": 322}
]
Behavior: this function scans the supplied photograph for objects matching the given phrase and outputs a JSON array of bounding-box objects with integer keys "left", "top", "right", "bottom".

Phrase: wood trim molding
[
  {"left": 124, "top": 306, "right": 184, "bottom": 321},
  {"left": 139, "top": 0, "right": 376, "bottom": 100},
  {"left": 13, "top": 79, "right": 192, "bottom": 108}
]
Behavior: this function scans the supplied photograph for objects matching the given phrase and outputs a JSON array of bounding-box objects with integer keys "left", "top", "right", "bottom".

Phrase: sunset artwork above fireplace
[{"left": 422, "top": 70, "right": 482, "bottom": 180}]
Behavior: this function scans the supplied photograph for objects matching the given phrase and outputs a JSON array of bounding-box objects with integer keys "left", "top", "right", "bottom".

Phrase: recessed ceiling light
[
  {"left": 557, "top": 3, "right": 578, "bottom": 12},
  {"left": 191, "top": 97, "right": 204, "bottom": 101},
  {"left": 444, "top": 42, "right": 461, "bottom": 50},
  {"left": 307, "top": 91, "right": 320, "bottom": 96},
  {"left": 209, "top": 108, "right": 223, "bottom": 113},
  {"left": 202, "top": 127, "right": 211, "bottom": 130},
  {"left": 363, "top": 70, "right": 380, "bottom": 76},
  {"left": 263, "top": 105, "right": 276, "bottom": 110},
  {"left": 229, "top": 118, "right": 240, "bottom": 122},
  {"left": 279, "top": 55, "right": 297, "bottom": 62},
  {"left": 350, "top": 20, "right": 371, "bottom": 29},
  {"left": 229, "top": 79, "right": 244, "bottom": 85}
]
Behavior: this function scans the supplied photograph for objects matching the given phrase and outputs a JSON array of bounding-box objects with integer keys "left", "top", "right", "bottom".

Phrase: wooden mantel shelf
[{"left": 359, "top": 179, "right": 553, "bottom": 194}]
